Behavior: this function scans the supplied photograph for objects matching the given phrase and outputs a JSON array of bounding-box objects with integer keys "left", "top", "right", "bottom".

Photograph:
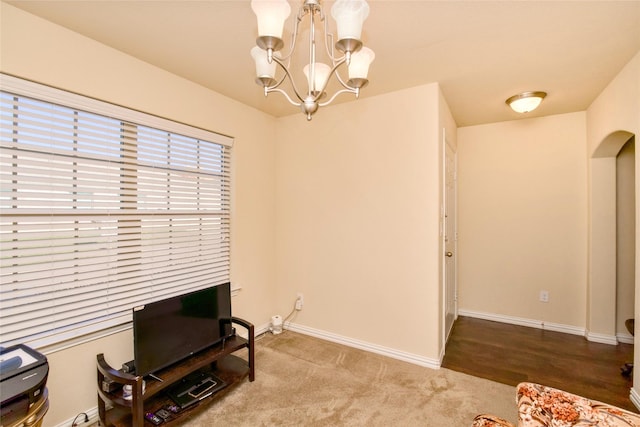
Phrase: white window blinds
[{"left": 0, "top": 75, "right": 233, "bottom": 349}]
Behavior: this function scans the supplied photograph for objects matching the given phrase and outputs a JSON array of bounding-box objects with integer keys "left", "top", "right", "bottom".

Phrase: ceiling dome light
[{"left": 506, "top": 91, "right": 547, "bottom": 113}]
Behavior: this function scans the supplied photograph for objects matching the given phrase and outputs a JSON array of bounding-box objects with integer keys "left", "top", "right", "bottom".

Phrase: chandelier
[{"left": 250, "top": 0, "right": 374, "bottom": 120}]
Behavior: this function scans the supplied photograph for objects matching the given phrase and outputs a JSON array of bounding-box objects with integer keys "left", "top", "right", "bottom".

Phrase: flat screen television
[{"left": 132, "top": 283, "right": 233, "bottom": 377}]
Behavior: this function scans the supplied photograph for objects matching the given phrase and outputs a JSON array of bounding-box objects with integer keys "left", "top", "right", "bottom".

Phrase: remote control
[
  {"left": 156, "top": 409, "right": 171, "bottom": 420},
  {"left": 165, "top": 405, "right": 180, "bottom": 414},
  {"left": 145, "top": 412, "right": 163, "bottom": 425}
]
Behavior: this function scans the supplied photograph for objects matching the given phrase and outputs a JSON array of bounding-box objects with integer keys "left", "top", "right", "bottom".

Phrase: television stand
[
  {"left": 97, "top": 317, "right": 254, "bottom": 427},
  {"left": 147, "top": 373, "right": 163, "bottom": 383}
]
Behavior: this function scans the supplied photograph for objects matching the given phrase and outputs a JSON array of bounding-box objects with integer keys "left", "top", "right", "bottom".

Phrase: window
[{"left": 0, "top": 75, "right": 233, "bottom": 349}]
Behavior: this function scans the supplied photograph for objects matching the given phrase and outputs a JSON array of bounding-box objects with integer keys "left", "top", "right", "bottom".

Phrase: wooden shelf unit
[{"left": 97, "top": 317, "right": 254, "bottom": 427}]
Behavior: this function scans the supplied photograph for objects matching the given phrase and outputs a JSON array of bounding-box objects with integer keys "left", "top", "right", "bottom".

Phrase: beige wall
[
  {"left": 457, "top": 112, "right": 588, "bottom": 329},
  {"left": 3, "top": 0, "right": 639, "bottom": 422},
  {"left": 586, "top": 52, "right": 639, "bottom": 344},
  {"left": 274, "top": 83, "right": 447, "bottom": 363},
  {"left": 1, "top": 3, "right": 277, "bottom": 426},
  {"left": 586, "top": 51, "right": 640, "bottom": 398},
  {"left": 453, "top": 51, "right": 639, "bottom": 351},
  {"left": 587, "top": 52, "right": 639, "bottom": 158}
]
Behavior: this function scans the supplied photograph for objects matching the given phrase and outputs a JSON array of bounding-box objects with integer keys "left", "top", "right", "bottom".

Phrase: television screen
[{"left": 132, "top": 283, "right": 233, "bottom": 377}]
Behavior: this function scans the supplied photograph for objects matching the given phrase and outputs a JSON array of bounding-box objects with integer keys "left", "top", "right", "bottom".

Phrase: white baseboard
[
  {"left": 285, "top": 322, "right": 441, "bottom": 370},
  {"left": 631, "top": 387, "right": 640, "bottom": 411},
  {"left": 458, "top": 309, "right": 585, "bottom": 334},
  {"left": 586, "top": 331, "right": 619, "bottom": 345},
  {"left": 55, "top": 407, "right": 98, "bottom": 427},
  {"left": 458, "top": 309, "right": 622, "bottom": 345},
  {"left": 617, "top": 332, "right": 634, "bottom": 345},
  {"left": 234, "top": 321, "right": 271, "bottom": 339},
  {"left": 256, "top": 322, "right": 271, "bottom": 336}
]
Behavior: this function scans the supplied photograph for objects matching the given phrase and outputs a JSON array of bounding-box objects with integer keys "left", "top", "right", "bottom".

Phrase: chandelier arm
[
  {"left": 333, "top": 67, "right": 355, "bottom": 90},
  {"left": 264, "top": 73, "right": 288, "bottom": 92},
  {"left": 318, "top": 87, "right": 359, "bottom": 107},
  {"left": 270, "top": 55, "right": 307, "bottom": 103},
  {"left": 308, "top": 6, "right": 317, "bottom": 98},
  {"left": 277, "top": 8, "right": 305, "bottom": 62},
  {"left": 268, "top": 88, "right": 303, "bottom": 107},
  {"left": 317, "top": 1, "right": 327, "bottom": 22},
  {"left": 321, "top": 12, "right": 341, "bottom": 63}
]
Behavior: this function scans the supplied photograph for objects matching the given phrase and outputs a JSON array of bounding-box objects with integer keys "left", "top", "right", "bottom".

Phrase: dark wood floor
[{"left": 442, "top": 316, "right": 637, "bottom": 412}]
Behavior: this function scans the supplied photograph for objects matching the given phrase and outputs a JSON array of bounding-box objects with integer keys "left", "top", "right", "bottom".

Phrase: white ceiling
[{"left": 5, "top": 0, "right": 640, "bottom": 127}]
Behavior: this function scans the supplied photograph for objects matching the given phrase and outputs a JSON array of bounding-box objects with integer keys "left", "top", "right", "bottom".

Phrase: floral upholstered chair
[
  {"left": 472, "top": 382, "right": 640, "bottom": 427},
  {"left": 472, "top": 414, "right": 514, "bottom": 426}
]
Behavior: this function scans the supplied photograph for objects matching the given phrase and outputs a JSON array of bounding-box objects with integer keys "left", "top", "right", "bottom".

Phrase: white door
[{"left": 444, "top": 140, "right": 457, "bottom": 341}]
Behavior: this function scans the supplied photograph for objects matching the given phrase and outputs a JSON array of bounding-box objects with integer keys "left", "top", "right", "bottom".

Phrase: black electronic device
[
  {"left": 0, "top": 344, "right": 48, "bottom": 420},
  {"left": 101, "top": 377, "right": 122, "bottom": 393},
  {"left": 121, "top": 360, "right": 135, "bottom": 374},
  {"left": 145, "top": 412, "right": 163, "bottom": 425},
  {"left": 155, "top": 408, "right": 172, "bottom": 420},
  {"left": 132, "top": 283, "right": 233, "bottom": 378},
  {"left": 166, "top": 370, "right": 226, "bottom": 409}
]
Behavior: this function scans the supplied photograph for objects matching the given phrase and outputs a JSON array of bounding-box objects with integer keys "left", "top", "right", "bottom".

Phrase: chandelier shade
[
  {"left": 250, "top": 46, "right": 277, "bottom": 85},
  {"left": 331, "top": 0, "right": 369, "bottom": 40},
  {"left": 250, "top": 0, "right": 374, "bottom": 120},
  {"left": 303, "top": 62, "right": 332, "bottom": 94},
  {"left": 251, "top": 0, "right": 291, "bottom": 39},
  {"left": 348, "top": 46, "right": 375, "bottom": 80}
]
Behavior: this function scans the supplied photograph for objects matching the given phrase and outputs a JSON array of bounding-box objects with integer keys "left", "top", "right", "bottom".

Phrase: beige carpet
[{"left": 185, "top": 331, "right": 517, "bottom": 426}]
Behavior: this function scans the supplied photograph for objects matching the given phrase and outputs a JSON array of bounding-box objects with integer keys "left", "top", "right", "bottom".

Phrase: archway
[{"left": 588, "top": 130, "right": 635, "bottom": 343}]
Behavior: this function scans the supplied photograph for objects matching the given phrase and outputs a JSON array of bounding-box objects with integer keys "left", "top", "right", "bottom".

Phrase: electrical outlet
[
  {"left": 539, "top": 290, "right": 549, "bottom": 303},
  {"left": 295, "top": 293, "right": 304, "bottom": 310}
]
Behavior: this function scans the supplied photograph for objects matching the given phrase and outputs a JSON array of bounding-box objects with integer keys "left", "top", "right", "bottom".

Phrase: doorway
[
  {"left": 444, "top": 138, "right": 457, "bottom": 341},
  {"left": 617, "top": 137, "right": 635, "bottom": 343}
]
